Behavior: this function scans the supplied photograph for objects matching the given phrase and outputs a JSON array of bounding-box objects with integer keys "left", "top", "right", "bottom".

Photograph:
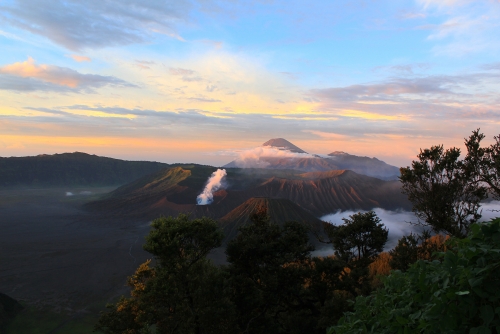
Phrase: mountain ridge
[
  {"left": 86, "top": 165, "right": 410, "bottom": 219},
  {"left": 224, "top": 138, "right": 400, "bottom": 180},
  {"left": 0, "top": 152, "right": 169, "bottom": 187}
]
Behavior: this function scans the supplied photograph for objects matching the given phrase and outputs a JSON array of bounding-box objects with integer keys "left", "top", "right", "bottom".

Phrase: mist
[
  {"left": 231, "top": 147, "right": 314, "bottom": 168},
  {"left": 480, "top": 201, "right": 500, "bottom": 221},
  {"left": 321, "top": 208, "right": 423, "bottom": 250},
  {"left": 321, "top": 201, "right": 500, "bottom": 251}
]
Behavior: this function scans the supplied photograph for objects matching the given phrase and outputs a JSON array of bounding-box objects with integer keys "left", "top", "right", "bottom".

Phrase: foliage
[
  {"left": 96, "top": 210, "right": 393, "bottom": 334},
  {"left": 464, "top": 129, "right": 500, "bottom": 200},
  {"left": 367, "top": 252, "right": 392, "bottom": 288},
  {"left": 225, "top": 208, "right": 380, "bottom": 333},
  {"left": 321, "top": 211, "right": 388, "bottom": 300},
  {"left": 324, "top": 211, "right": 388, "bottom": 263},
  {"left": 400, "top": 143, "right": 488, "bottom": 237},
  {"left": 95, "top": 214, "right": 237, "bottom": 334},
  {"left": 329, "top": 218, "right": 500, "bottom": 334},
  {"left": 225, "top": 208, "right": 319, "bottom": 334},
  {"left": 389, "top": 232, "right": 448, "bottom": 272}
]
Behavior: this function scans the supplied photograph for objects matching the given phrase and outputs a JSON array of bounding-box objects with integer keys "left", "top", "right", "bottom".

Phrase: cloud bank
[
  {"left": 321, "top": 208, "right": 423, "bottom": 250},
  {"left": 230, "top": 147, "right": 314, "bottom": 168},
  {"left": 321, "top": 201, "right": 500, "bottom": 251}
]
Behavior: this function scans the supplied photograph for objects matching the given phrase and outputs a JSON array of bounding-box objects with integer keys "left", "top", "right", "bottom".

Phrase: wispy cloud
[
  {"left": 0, "top": 57, "right": 135, "bottom": 92},
  {"left": 69, "top": 55, "right": 91, "bottom": 62},
  {"left": 187, "top": 97, "right": 222, "bottom": 103},
  {"left": 169, "top": 67, "right": 196, "bottom": 76},
  {"left": 373, "top": 63, "right": 430, "bottom": 75},
  {"left": 303, "top": 130, "right": 348, "bottom": 140},
  {"left": 0, "top": 0, "right": 190, "bottom": 51},
  {"left": 415, "top": 0, "right": 500, "bottom": 56},
  {"left": 417, "top": 0, "right": 473, "bottom": 9},
  {"left": 310, "top": 70, "right": 500, "bottom": 103}
]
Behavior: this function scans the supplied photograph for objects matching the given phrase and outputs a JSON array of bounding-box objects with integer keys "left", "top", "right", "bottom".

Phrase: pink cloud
[
  {"left": 0, "top": 57, "right": 134, "bottom": 92},
  {"left": 69, "top": 55, "right": 91, "bottom": 62}
]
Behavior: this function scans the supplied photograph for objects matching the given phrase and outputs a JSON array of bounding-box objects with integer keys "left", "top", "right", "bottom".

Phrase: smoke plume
[
  {"left": 197, "top": 169, "right": 227, "bottom": 205},
  {"left": 232, "top": 147, "right": 314, "bottom": 168}
]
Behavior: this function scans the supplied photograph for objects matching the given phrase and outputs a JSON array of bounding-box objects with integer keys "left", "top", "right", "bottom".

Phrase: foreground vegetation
[
  {"left": 95, "top": 210, "right": 388, "bottom": 333},
  {"left": 330, "top": 218, "right": 500, "bottom": 334},
  {"left": 93, "top": 129, "right": 500, "bottom": 333}
]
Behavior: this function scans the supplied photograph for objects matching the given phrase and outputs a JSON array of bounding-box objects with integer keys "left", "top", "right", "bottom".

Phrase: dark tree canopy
[
  {"left": 389, "top": 231, "right": 447, "bottom": 272},
  {"left": 389, "top": 233, "right": 420, "bottom": 272},
  {"left": 400, "top": 144, "right": 487, "bottom": 237},
  {"left": 225, "top": 208, "right": 368, "bottom": 333},
  {"left": 95, "top": 210, "right": 397, "bottom": 334},
  {"left": 464, "top": 129, "right": 500, "bottom": 200},
  {"left": 95, "top": 214, "right": 237, "bottom": 334},
  {"left": 324, "top": 211, "right": 388, "bottom": 263},
  {"left": 225, "top": 208, "right": 318, "bottom": 334}
]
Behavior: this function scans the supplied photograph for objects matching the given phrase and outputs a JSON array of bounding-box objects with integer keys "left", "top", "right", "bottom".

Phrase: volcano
[
  {"left": 86, "top": 164, "right": 410, "bottom": 219},
  {"left": 224, "top": 138, "right": 400, "bottom": 180},
  {"left": 262, "top": 138, "right": 308, "bottom": 153}
]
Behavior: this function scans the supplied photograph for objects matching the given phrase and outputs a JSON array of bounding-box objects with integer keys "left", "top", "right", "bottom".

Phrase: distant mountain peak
[{"left": 262, "top": 138, "right": 307, "bottom": 154}]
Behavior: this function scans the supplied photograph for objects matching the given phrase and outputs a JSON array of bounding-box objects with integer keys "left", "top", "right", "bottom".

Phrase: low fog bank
[
  {"left": 321, "top": 208, "right": 422, "bottom": 251},
  {"left": 481, "top": 201, "right": 500, "bottom": 221},
  {"left": 66, "top": 190, "right": 93, "bottom": 196},
  {"left": 320, "top": 201, "right": 500, "bottom": 251}
]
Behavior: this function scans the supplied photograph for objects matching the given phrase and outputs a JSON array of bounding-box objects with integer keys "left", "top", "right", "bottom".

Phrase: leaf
[
  {"left": 455, "top": 291, "right": 470, "bottom": 295},
  {"left": 476, "top": 326, "right": 491, "bottom": 334},
  {"left": 480, "top": 305, "right": 494, "bottom": 326},
  {"left": 469, "top": 277, "right": 484, "bottom": 288}
]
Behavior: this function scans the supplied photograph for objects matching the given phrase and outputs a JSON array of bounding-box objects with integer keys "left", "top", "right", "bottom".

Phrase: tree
[
  {"left": 389, "top": 233, "right": 420, "bottom": 272},
  {"left": 324, "top": 211, "right": 388, "bottom": 263},
  {"left": 464, "top": 129, "right": 500, "bottom": 200},
  {"left": 389, "top": 231, "right": 447, "bottom": 272},
  {"left": 225, "top": 208, "right": 318, "bottom": 334},
  {"left": 400, "top": 144, "right": 487, "bottom": 237},
  {"left": 225, "top": 207, "right": 381, "bottom": 333},
  {"left": 323, "top": 211, "right": 388, "bottom": 296},
  {"left": 95, "top": 214, "right": 238, "bottom": 334}
]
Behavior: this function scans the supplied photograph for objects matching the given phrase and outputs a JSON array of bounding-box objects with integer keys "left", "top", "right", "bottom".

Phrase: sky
[{"left": 1, "top": 0, "right": 499, "bottom": 167}]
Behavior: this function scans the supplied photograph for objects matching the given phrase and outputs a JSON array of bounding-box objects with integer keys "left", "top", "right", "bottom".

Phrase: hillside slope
[
  {"left": 219, "top": 197, "right": 325, "bottom": 243},
  {"left": 0, "top": 152, "right": 168, "bottom": 187},
  {"left": 87, "top": 166, "right": 410, "bottom": 219},
  {"left": 327, "top": 151, "right": 400, "bottom": 180}
]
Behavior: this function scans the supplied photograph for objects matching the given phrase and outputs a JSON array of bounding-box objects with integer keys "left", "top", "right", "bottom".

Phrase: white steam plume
[
  {"left": 233, "top": 147, "right": 314, "bottom": 168},
  {"left": 197, "top": 169, "right": 227, "bottom": 205}
]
